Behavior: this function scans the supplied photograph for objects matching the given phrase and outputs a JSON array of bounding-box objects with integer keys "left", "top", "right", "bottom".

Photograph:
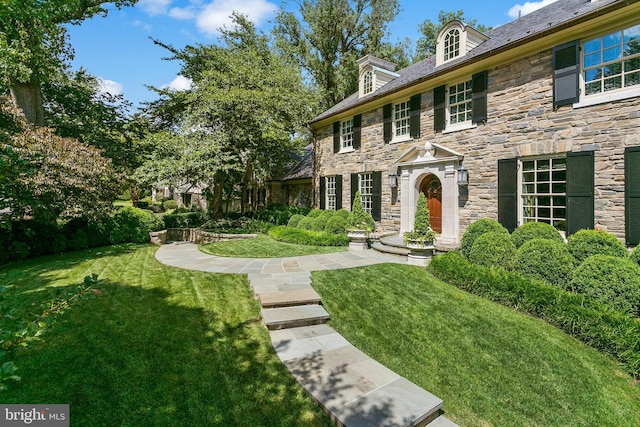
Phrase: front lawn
[
  {"left": 0, "top": 245, "right": 332, "bottom": 426},
  {"left": 199, "top": 233, "right": 347, "bottom": 258},
  {"left": 312, "top": 264, "right": 640, "bottom": 426}
]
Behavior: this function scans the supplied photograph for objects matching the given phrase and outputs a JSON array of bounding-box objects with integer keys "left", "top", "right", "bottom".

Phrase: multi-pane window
[
  {"left": 363, "top": 71, "right": 373, "bottom": 95},
  {"left": 583, "top": 23, "right": 640, "bottom": 96},
  {"left": 521, "top": 157, "right": 567, "bottom": 231},
  {"left": 341, "top": 119, "right": 353, "bottom": 149},
  {"left": 444, "top": 29, "right": 460, "bottom": 61},
  {"left": 394, "top": 101, "right": 410, "bottom": 137},
  {"left": 359, "top": 173, "right": 373, "bottom": 215},
  {"left": 448, "top": 80, "right": 473, "bottom": 125},
  {"left": 326, "top": 176, "right": 336, "bottom": 211}
]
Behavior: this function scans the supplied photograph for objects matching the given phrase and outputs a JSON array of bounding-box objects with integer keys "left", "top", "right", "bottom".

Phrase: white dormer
[
  {"left": 357, "top": 55, "right": 400, "bottom": 98},
  {"left": 436, "top": 20, "right": 489, "bottom": 67}
]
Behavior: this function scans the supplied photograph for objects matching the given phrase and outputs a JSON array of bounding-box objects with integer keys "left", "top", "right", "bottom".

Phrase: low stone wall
[{"left": 150, "top": 228, "right": 257, "bottom": 245}]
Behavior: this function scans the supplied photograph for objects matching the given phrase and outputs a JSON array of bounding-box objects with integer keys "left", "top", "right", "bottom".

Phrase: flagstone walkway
[{"left": 155, "top": 242, "right": 457, "bottom": 427}]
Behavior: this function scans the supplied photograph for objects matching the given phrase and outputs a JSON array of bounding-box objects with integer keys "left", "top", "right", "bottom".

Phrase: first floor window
[
  {"left": 521, "top": 157, "right": 567, "bottom": 231},
  {"left": 341, "top": 119, "right": 353, "bottom": 149},
  {"left": 448, "top": 80, "right": 473, "bottom": 125},
  {"left": 326, "top": 176, "right": 337, "bottom": 210},
  {"left": 359, "top": 173, "right": 373, "bottom": 215},
  {"left": 394, "top": 100, "right": 410, "bottom": 137}
]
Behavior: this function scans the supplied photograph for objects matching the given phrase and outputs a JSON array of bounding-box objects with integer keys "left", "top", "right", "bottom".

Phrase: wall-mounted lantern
[
  {"left": 457, "top": 165, "right": 469, "bottom": 186},
  {"left": 388, "top": 169, "right": 398, "bottom": 188}
]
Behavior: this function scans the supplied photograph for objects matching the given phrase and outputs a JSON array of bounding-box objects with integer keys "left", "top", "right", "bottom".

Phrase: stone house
[
  {"left": 268, "top": 144, "right": 313, "bottom": 208},
  {"left": 309, "top": 0, "right": 640, "bottom": 247}
]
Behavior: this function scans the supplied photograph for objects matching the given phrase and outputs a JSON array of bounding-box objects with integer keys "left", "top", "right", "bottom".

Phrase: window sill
[
  {"left": 339, "top": 147, "right": 355, "bottom": 154},
  {"left": 390, "top": 135, "right": 413, "bottom": 144},
  {"left": 573, "top": 86, "right": 640, "bottom": 109},
  {"left": 442, "top": 122, "right": 477, "bottom": 134}
]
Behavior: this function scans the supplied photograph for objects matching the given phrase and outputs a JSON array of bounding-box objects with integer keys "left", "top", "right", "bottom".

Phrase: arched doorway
[{"left": 420, "top": 175, "right": 442, "bottom": 233}]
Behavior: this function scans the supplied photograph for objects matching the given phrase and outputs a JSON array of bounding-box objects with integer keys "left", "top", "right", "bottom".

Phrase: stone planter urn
[
  {"left": 347, "top": 229, "right": 369, "bottom": 250},
  {"left": 405, "top": 239, "right": 435, "bottom": 267}
]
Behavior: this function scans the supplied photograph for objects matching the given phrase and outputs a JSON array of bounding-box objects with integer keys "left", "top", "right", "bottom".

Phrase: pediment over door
[{"left": 394, "top": 142, "right": 463, "bottom": 167}]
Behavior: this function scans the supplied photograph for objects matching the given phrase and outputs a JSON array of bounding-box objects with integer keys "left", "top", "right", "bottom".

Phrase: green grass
[
  {"left": 312, "top": 264, "right": 640, "bottom": 427},
  {"left": 199, "top": 233, "right": 347, "bottom": 258},
  {"left": 0, "top": 245, "right": 332, "bottom": 426}
]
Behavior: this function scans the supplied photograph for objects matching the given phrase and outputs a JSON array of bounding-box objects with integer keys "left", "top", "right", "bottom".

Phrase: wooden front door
[{"left": 421, "top": 176, "right": 442, "bottom": 233}]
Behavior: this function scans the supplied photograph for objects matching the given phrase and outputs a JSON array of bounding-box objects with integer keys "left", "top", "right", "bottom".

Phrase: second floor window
[
  {"left": 448, "top": 80, "right": 473, "bottom": 125},
  {"left": 341, "top": 119, "right": 353, "bottom": 149},
  {"left": 394, "top": 100, "right": 410, "bottom": 137}
]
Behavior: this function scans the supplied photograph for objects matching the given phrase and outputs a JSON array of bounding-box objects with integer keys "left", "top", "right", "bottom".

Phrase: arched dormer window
[
  {"left": 363, "top": 71, "right": 373, "bottom": 95},
  {"left": 444, "top": 29, "right": 460, "bottom": 61}
]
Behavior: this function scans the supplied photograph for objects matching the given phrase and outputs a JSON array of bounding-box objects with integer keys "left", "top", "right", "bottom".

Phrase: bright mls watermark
[{"left": 1, "top": 405, "right": 69, "bottom": 426}]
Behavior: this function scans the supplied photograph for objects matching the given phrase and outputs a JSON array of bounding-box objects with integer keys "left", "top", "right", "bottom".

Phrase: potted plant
[
  {"left": 346, "top": 191, "right": 375, "bottom": 250},
  {"left": 404, "top": 193, "right": 436, "bottom": 250}
]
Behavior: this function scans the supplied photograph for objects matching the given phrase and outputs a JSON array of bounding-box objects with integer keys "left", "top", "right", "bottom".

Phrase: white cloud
[
  {"left": 162, "top": 75, "right": 193, "bottom": 91},
  {"left": 98, "top": 78, "right": 124, "bottom": 96},
  {"left": 138, "top": 0, "right": 173, "bottom": 16},
  {"left": 169, "top": 6, "right": 196, "bottom": 20},
  {"left": 508, "top": 0, "right": 559, "bottom": 19},
  {"left": 132, "top": 19, "right": 153, "bottom": 32},
  {"left": 195, "top": 0, "right": 277, "bottom": 36}
]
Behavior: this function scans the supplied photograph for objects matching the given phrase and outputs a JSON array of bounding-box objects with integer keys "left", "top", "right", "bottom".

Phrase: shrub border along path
[{"left": 155, "top": 242, "right": 458, "bottom": 427}]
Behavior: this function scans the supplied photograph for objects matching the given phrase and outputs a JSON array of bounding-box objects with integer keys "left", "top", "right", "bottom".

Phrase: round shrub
[
  {"left": 9, "top": 241, "right": 29, "bottom": 261},
  {"left": 110, "top": 207, "right": 164, "bottom": 244},
  {"left": 51, "top": 234, "right": 68, "bottom": 254},
  {"left": 469, "top": 231, "right": 516, "bottom": 270},
  {"left": 287, "top": 214, "right": 305, "bottom": 228},
  {"left": 325, "top": 216, "right": 348, "bottom": 234},
  {"left": 163, "top": 199, "right": 178, "bottom": 210},
  {"left": 567, "top": 229, "right": 627, "bottom": 265},
  {"left": 307, "top": 209, "right": 323, "bottom": 218},
  {"left": 513, "top": 238, "right": 574, "bottom": 287},
  {"left": 312, "top": 210, "right": 335, "bottom": 232},
  {"left": 630, "top": 246, "right": 640, "bottom": 267},
  {"left": 297, "top": 216, "right": 314, "bottom": 231},
  {"left": 68, "top": 229, "right": 89, "bottom": 251},
  {"left": 460, "top": 218, "right": 509, "bottom": 259},
  {"left": 335, "top": 209, "right": 350, "bottom": 220},
  {"left": 569, "top": 254, "right": 640, "bottom": 315},
  {"left": 511, "top": 222, "right": 563, "bottom": 248}
]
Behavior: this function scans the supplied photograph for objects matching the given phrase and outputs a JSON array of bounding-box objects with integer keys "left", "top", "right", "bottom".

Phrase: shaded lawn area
[
  {"left": 312, "top": 264, "right": 640, "bottom": 426},
  {"left": 0, "top": 244, "right": 332, "bottom": 427},
  {"left": 199, "top": 233, "right": 347, "bottom": 258}
]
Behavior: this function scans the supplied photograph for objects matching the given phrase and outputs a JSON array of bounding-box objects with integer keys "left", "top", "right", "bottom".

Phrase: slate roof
[
  {"left": 310, "top": 0, "right": 625, "bottom": 124},
  {"left": 276, "top": 144, "right": 313, "bottom": 181}
]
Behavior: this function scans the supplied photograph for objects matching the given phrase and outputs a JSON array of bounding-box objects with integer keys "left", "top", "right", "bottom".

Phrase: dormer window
[
  {"left": 444, "top": 29, "right": 461, "bottom": 61},
  {"left": 363, "top": 71, "right": 373, "bottom": 95}
]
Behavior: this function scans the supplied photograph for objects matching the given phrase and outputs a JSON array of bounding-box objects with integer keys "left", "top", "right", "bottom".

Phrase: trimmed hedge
[
  {"left": 513, "top": 238, "right": 574, "bottom": 287},
  {"left": 511, "top": 222, "right": 563, "bottom": 248},
  {"left": 252, "top": 204, "right": 310, "bottom": 225},
  {"left": 110, "top": 207, "right": 165, "bottom": 244},
  {"left": 631, "top": 245, "right": 640, "bottom": 267},
  {"left": 567, "top": 229, "right": 628, "bottom": 265},
  {"left": 268, "top": 226, "right": 349, "bottom": 246},
  {"left": 569, "top": 255, "right": 640, "bottom": 316},
  {"left": 469, "top": 231, "right": 516, "bottom": 270},
  {"left": 163, "top": 212, "right": 207, "bottom": 229},
  {"left": 287, "top": 214, "right": 305, "bottom": 228},
  {"left": 428, "top": 251, "right": 640, "bottom": 378},
  {"left": 324, "top": 216, "right": 348, "bottom": 234},
  {"left": 311, "top": 210, "right": 335, "bottom": 232},
  {"left": 460, "top": 218, "right": 509, "bottom": 259}
]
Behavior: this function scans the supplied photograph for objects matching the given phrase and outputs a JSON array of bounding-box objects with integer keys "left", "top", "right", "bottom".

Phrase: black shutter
[
  {"left": 553, "top": 40, "right": 580, "bottom": 108},
  {"left": 383, "top": 104, "right": 392, "bottom": 143},
  {"left": 498, "top": 158, "right": 518, "bottom": 232},
  {"left": 410, "top": 94, "right": 421, "bottom": 138},
  {"left": 434, "top": 85, "right": 446, "bottom": 132},
  {"left": 351, "top": 173, "right": 358, "bottom": 210},
  {"left": 336, "top": 175, "right": 343, "bottom": 210},
  {"left": 566, "top": 151, "right": 594, "bottom": 236},
  {"left": 625, "top": 147, "right": 640, "bottom": 245},
  {"left": 353, "top": 114, "right": 362, "bottom": 149},
  {"left": 372, "top": 171, "right": 382, "bottom": 221},
  {"left": 472, "top": 71, "right": 488, "bottom": 124},
  {"left": 319, "top": 176, "right": 326, "bottom": 210},
  {"left": 333, "top": 121, "right": 340, "bottom": 153}
]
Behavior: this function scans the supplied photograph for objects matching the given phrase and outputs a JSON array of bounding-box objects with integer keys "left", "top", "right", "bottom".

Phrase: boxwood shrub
[
  {"left": 428, "top": 251, "right": 640, "bottom": 378},
  {"left": 287, "top": 214, "right": 305, "bottom": 228},
  {"left": 297, "top": 216, "right": 314, "bottom": 231},
  {"left": 513, "top": 238, "right": 574, "bottom": 287},
  {"left": 268, "top": 226, "right": 349, "bottom": 246},
  {"left": 567, "top": 229, "right": 627, "bottom": 265},
  {"left": 460, "top": 218, "right": 510, "bottom": 259},
  {"left": 110, "top": 207, "right": 164, "bottom": 244},
  {"left": 630, "top": 245, "right": 640, "bottom": 267},
  {"left": 569, "top": 254, "right": 640, "bottom": 316},
  {"left": 163, "top": 212, "right": 206, "bottom": 229},
  {"left": 312, "top": 210, "right": 335, "bottom": 232},
  {"left": 511, "top": 221, "right": 563, "bottom": 248},
  {"left": 469, "top": 231, "right": 516, "bottom": 270},
  {"left": 335, "top": 209, "right": 350, "bottom": 220},
  {"left": 307, "top": 209, "right": 323, "bottom": 218},
  {"left": 325, "top": 216, "right": 348, "bottom": 234}
]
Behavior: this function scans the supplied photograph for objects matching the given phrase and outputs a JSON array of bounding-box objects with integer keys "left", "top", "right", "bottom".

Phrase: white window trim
[
  {"left": 443, "top": 78, "right": 474, "bottom": 132},
  {"left": 340, "top": 119, "right": 354, "bottom": 153},
  {"left": 359, "top": 173, "right": 374, "bottom": 215},
  {"left": 326, "top": 176, "right": 337, "bottom": 211},
  {"left": 390, "top": 99, "right": 412, "bottom": 144}
]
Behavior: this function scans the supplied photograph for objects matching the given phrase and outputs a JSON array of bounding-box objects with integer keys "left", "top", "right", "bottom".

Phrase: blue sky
[{"left": 65, "top": 0, "right": 558, "bottom": 110}]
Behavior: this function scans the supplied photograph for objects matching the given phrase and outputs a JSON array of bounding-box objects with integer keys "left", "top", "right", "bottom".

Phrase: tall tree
[
  {"left": 274, "top": 0, "right": 401, "bottom": 109},
  {"left": 0, "top": 0, "right": 137, "bottom": 125},
  {"left": 139, "top": 13, "right": 317, "bottom": 214},
  {"left": 414, "top": 10, "right": 492, "bottom": 62}
]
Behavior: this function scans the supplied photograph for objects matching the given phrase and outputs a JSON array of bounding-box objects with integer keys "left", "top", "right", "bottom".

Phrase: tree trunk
[{"left": 10, "top": 79, "right": 45, "bottom": 126}]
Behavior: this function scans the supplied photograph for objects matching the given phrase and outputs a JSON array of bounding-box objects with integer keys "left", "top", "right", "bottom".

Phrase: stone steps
[
  {"left": 261, "top": 305, "right": 330, "bottom": 330},
  {"left": 258, "top": 288, "right": 322, "bottom": 308},
  {"left": 371, "top": 241, "right": 411, "bottom": 256}
]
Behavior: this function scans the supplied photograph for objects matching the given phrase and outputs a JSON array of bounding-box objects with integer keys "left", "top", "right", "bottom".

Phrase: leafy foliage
[
  {"left": 513, "top": 239, "right": 574, "bottom": 287},
  {"left": 287, "top": 214, "right": 305, "bottom": 228},
  {"left": 460, "top": 218, "right": 509, "bottom": 259},
  {"left": 347, "top": 191, "right": 375, "bottom": 232},
  {"left": 511, "top": 221, "right": 563, "bottom": 248},
  {"left": 569, "top": 255, "right": 640, "bottom": 316},
  {"left": 404, "top": 192, "right": 435, "bottom": 243},
  {"left": 469, "top": 231, "right": 516, "bottom": 270},
  {"left": 567, "top": 229, "right": 628, "bottom": 266},
  {"left": 109, "top": 207, "right": 164, "bottom": 244},
  {"left": 324, "top": 215, "right": 348, "bottom": 234},
  {"left": 268, "top": 226, "right": 349, "bottom": 246}
]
